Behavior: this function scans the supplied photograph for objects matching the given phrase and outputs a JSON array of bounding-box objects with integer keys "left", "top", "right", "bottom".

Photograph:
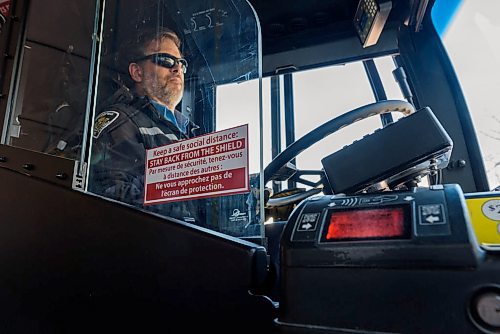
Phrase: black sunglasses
[{"left": 135, "top": 53, "right": 188, "bottom": 73}]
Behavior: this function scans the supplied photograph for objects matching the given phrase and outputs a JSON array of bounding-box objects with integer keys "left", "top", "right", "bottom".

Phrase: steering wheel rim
[{"left": 263, "top": 100, "right": 415, "bottom": 185}]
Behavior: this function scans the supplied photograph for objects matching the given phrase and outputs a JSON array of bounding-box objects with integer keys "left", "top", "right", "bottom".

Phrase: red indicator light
[{"left": 325, "top": 207, "right": 406, "bottom": 241}]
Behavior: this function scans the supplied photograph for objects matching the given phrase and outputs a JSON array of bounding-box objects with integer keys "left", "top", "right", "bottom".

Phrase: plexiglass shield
[{"left": 87, "top": 0, "right": 265, "bottom": 240}]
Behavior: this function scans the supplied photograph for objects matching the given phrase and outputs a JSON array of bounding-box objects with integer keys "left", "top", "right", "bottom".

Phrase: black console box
[{"left": 321, "top": 107, "right": 452, "bottom": 194}]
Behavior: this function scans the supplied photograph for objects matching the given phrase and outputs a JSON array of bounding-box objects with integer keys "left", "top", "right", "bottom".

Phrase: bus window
[
  {"left": 217, "top": 55, "right": 409, "bottom": 192},
  {"left": 216, "top": 78, "right": 272, "bottom": 174},
  {"left": 268, "top": 56, "right": 404, "bottom": 187},
  {"left": 1, "top": 1, "right": 95, "bottom": 160},
  {"left": 432, "top": 0, "right": 500, "bottom": 188},
  {"left": 374, "top": 56, "right": 405, "bottom": 102},
  {"left": 292, "top": 62, "right": 380, "bottom": 177}
]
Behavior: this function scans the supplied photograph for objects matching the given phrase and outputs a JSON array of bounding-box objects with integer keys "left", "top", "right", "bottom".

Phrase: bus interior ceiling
[
  {"left": 102, "top": 0, "right": 414, "bottom": 72},
  {"left": 252, "top": 0, "right": 410, "bottom": 74}
]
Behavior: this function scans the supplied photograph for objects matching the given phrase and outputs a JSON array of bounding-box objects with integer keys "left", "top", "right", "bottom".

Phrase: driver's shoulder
[
  {"left": 92, "top": 103, "right": 140, "bottom": 139},
  {"left": 94, "top": 97, "right": 158, "bottom": 134}
]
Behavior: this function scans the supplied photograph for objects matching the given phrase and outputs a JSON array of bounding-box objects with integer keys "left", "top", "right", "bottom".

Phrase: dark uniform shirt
[{"left": 88, "top": 93, "right": 202, "bottom": 223}]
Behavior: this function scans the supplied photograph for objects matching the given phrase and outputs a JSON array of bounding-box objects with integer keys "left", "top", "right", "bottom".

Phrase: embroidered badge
[{"left": 93, "top": 111, "right": 119, "bottom": 138}]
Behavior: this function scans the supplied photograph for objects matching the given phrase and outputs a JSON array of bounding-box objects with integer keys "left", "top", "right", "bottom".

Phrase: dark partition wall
[{"left": 0, "top": 167, "right": 276, "bottom": 332}]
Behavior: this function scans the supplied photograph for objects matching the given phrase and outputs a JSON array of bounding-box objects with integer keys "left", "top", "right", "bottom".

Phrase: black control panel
[
  {"left": 277, "top": 185, "right": 500, "bottom": 334},
  {"left": 284, "top": 184, "right": 479, "bottom": 268}
]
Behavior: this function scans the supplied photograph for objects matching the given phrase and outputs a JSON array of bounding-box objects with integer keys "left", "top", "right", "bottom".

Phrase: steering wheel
[{"left": 263, "top": 100, "right": 415, "bottom": 206}]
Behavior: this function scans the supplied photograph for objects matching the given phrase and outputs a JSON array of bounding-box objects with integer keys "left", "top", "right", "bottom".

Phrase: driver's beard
[{"left": 145, "top": 80, "right": 183, "bottom": 110}]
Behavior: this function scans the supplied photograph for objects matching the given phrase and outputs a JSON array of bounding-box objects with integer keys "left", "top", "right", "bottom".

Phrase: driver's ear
[{"left": 129, "top": 63, "right": 143, "bottom": 83}]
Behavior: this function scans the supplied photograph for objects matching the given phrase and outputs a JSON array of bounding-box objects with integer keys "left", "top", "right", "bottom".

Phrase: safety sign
[{"left": 144, "top": 124, "right": 249, "bottom": 204}]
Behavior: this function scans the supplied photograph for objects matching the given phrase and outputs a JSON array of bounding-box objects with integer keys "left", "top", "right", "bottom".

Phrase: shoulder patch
[{"left": 93, "top": 111, "right": 120, "bottom": 138}]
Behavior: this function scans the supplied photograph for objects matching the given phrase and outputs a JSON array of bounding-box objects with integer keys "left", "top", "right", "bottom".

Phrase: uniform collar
[{"left": 149, "top": 99, "right": 190, "bottom": 134}]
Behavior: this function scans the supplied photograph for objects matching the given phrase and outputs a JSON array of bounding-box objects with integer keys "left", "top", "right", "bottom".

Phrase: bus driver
[{"left": 89, "top": 27, "right": 201, "bottom": 223}]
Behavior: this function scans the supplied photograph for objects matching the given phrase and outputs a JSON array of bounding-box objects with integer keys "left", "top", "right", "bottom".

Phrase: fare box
[{"left": 144, "top": 124, "right": 249, "bottom": 205}]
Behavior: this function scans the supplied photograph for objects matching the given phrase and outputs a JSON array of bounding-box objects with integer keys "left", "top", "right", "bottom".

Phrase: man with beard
[{"left": 89, "top": 27, "right": 201, "bottom": 223}]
